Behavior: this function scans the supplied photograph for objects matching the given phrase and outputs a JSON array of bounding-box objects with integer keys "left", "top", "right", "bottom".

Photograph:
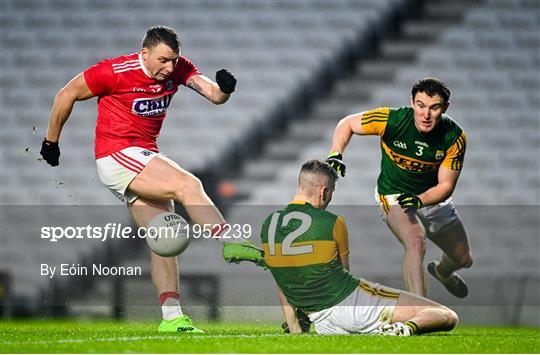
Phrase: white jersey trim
[
  {"left": 112, "top": 62, "right": 140, "bottom": 70},
  {"left": 112, "top": 59, "right": 138, "bottom": 68},
  {"left": 113, "top": 66, "right": 142, "bottom": 74}
]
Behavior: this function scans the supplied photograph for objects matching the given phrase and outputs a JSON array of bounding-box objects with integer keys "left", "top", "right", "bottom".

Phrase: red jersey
[{"left": 83, "top": 53, "right": 199, "bottom": 159}]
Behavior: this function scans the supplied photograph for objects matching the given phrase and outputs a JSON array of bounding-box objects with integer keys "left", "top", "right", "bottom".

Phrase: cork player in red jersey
[{"left": 40, "top": 25, "right": 263, "bottom": 332}]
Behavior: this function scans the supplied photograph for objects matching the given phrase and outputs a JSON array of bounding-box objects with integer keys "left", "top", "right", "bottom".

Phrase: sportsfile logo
[
  {"left": 40, "top": 222, "right": 253, "bottom": 242},
  {"left": 132, "top": 94, "right": 173, "bottom": 117}
]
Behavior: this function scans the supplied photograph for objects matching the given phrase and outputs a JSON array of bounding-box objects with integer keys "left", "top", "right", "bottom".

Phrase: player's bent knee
[
  {"left": 172, "top": 175, "right": 204, "bottom": 202},
  {"left": 438, "top": 306, "right": 459, "bottom": 331},
  {"left": 446, "top": 308, "right": 459, "bottom": 330}
]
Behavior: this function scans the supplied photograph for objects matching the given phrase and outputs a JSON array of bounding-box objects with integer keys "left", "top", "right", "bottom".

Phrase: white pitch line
[{"left": 1, "top": 333, "right": 284, "bottom": 346}]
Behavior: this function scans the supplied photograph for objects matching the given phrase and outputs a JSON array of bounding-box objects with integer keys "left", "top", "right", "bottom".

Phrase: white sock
[{"left": 161, "top": 297, "right": 183, "bottom": 320}]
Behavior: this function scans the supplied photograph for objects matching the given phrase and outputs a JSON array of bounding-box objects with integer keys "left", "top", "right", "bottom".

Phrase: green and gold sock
[{"left": 405, "top": 321, "right": 419, "bottom": 335}]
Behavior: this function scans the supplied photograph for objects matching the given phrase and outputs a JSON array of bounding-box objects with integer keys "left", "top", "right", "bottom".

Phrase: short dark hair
[
  {"left": 142, "top": 25, "right": 181, "bottom": 54},
  {"left": 299, "top": 159, "right": 338, "bottom": 189},
  {"left": 411, "top": 78, "right": 451, "bottom": 104}
]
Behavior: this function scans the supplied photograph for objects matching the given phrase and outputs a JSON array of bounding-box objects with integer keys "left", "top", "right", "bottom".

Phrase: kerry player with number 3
[
  {"left": 326, "top": 78, "right": 472, "bottom": 299},
  {"left": 40, "top": 25, "right": 263, "bottom": 333}
]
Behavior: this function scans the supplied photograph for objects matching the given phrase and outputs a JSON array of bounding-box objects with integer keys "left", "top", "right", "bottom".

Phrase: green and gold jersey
[
  {"left": 360, "top": 106, "right": 466, "bottom": 195},
  {"left": 260, "top": 201, "right": 359, "bottom": 312}
]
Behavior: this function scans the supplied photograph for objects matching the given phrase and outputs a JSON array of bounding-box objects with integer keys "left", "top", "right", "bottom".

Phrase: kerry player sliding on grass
[
  {"left": 326, "top": 78, "right": 472, "bottom": 298},
  {"left": 40, "top": 25, "right": 262, "bottom": 333},
  {"left": 262, "top": 160, "right": 458, "bottom": 335}
]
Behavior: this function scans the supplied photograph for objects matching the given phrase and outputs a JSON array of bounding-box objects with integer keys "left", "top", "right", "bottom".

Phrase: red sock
[
  {"left": 211, "top": 222, "right": 231, "bottom": 239},
  {"left": 159, "top": 291, "right": 180, "bottom": 306}
]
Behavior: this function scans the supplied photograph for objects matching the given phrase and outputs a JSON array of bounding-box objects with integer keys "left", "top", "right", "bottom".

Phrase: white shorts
[
  {"left": 96, "top": 147, "right": 161, "bottom": 203},
  {"left": 375, "top": 188, "right": 460, "bottom": 237},
  {"left": 308, "top": 279, "right": 400, "bottom": 335}
]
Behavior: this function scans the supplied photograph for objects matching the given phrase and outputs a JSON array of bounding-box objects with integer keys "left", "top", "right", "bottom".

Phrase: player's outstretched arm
[
  {"left": 46, "top": 73, "right": 95, "bottom": 142},
  {"left": 276, "top": 287, "right": 302, "bottom": 334},
  {"left": 326, "top": 113, "right": 367, "bottom": 176},
  {"left": 187, "top": 69, "right": 236, "bottom": 105},
  {"left": 329, "top": 113, "right": 366, "bottom": 155},
  {"left": 41, "top": 73, "right": 95, "bottom": 166}
]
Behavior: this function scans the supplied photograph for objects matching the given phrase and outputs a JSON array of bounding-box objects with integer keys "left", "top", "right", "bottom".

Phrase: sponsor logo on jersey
[
  {"left": 388, "top": 150, "right": 439, "bottom": 172},
  {"left": 393, "top": 140, "right": 407, "bottom": 149},
  {"left": 149, "top": 84, "right": 162, "bottom": 93},
  {"left": 140, "top": 150, "right": 153, "bottom": 156},
  {"left": 435, "top": 150, "right": 444, "bottom": 160},
  {"left": 382, "top": 141, "right": 439, "bottom": 172},
  {"left": 133, "top": 85, "right": 163, "bottom": 94},
  {"left": 132, "top": 94, "right": 172, "bottom": 117},
  {"left": 415, "top": 141, "right": 429, "bottom": 148}
]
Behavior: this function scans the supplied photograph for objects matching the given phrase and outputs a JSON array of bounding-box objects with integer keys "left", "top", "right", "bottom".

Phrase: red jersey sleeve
[
  {"left": 175, "top": 56, "right": 200, "bottom": 86},
  {"left": 83, "top": 59, "right": 118, "bottom": 96}
]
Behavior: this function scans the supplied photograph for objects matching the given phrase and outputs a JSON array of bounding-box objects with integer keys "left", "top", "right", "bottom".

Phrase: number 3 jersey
[
  {"left": 360, "top": 106, "right": 467, "bottom": 195},
  {"left": 260, "top": 201, "right": 359, "bottom": 312},
  {"left": 83, "top": 53, "right": 200, "bottom": 159}
]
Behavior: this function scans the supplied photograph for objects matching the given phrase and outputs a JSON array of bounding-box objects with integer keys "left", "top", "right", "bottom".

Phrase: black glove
[
  {"left": 397, "top": 193, "right": 423, "bottom": 213},
  {"left": 216, "top": 69, "right": 236, "bottom": 94},
  {"left": 282, "top": 308, "right": 311, "bottom": 333},
  {"left": 326, "top": 152, "right": 346, "bottom": 177},
  {"left": 40, "top": 138, "right": 60, "bottom": 166}
]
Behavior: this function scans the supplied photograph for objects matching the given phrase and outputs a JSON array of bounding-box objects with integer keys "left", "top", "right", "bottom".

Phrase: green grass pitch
[{"left": 0, "top": 320, "right": 538, "bottom": 353}]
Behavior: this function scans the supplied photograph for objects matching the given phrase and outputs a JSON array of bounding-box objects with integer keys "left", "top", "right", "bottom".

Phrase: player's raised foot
[
  {"left": 376, "top": 322, "right": 413, "bottom": 336},
  {"left": 158, "top": 315, "right": 204, "bottom": 333},
  {"left": 222, "top": 240, "right": 265, "bottom": 267},
  {"left": 428, "top": 261, "right": 468, "bottom": 298}
]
